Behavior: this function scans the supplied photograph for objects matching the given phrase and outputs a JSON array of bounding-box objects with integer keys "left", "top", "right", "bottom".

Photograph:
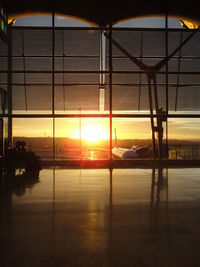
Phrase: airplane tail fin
[{"left": 114, "top": 128, "right": 118, "bottom": 148}]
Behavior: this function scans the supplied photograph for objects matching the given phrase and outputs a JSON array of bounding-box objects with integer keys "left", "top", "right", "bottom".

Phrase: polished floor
[{"left": 1, "top": 168, "right": 200, "bottom": 267}]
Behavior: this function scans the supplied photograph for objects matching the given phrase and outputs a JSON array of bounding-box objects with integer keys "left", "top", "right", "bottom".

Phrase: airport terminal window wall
[
  {"left": 0, "top": 35, "right": 8, "bottom": 156},
  {"left": 2, "top": 14, "right": 200, "bottom": 160}
]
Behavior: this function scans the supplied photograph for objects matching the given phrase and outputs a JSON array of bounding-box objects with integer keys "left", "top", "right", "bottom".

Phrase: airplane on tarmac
[{"left": 112, "top": 129, "right": 152, "bottom": 159}]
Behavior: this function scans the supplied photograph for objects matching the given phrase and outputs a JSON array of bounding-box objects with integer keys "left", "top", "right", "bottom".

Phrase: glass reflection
[{"left": 1, "top": 168, "right": 200, "bottom": 267}]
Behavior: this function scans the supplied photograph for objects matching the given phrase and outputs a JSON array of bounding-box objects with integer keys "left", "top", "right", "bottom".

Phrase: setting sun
[{"left": 81, "top": 124, "right": 109, "bottom": 142}]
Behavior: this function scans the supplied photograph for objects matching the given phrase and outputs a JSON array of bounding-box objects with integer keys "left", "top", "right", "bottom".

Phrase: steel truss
[
  {"left": 104, "top": 27, "right": 200, "bottom": 159},
  {"left": 3, "top": 19, "right": 200, "bottom": 160}
]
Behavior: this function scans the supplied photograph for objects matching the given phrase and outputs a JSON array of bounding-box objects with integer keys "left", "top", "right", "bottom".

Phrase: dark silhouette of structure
[{"left": 6, "top": 0, "right": 200, "bottom": 27}]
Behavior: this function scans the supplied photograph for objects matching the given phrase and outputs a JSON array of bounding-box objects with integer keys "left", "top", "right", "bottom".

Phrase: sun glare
[{"left": 81, "top": 124, "right": 108, "bottom": 142}]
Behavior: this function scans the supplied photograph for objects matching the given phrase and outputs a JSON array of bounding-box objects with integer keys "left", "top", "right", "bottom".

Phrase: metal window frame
[{"left": 3, "top": 13, "right": 200, "bottom": 161}]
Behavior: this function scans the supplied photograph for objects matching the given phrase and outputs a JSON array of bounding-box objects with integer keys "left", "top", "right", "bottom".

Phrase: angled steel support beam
[
  {"left": 105, "top": 27, "right": 200, "bottom": 75},
  {"left": 105, "top": 27, "right": 200, "bottom": 160},
  {"left": 104, "top": 32, "right": 149, "bottom": 72},
  {"left": 153, "top": 28, "right": 200, "bottom": 73}
]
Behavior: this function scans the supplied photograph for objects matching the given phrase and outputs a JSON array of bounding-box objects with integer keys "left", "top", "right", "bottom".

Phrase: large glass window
[{"left": 1, "top": 13, "right": 200, "bottom": 161}]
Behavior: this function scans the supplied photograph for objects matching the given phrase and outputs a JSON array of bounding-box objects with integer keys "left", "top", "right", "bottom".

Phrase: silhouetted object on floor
[{"left": 4, "top": 141, "right": 41, "bottom": 175}]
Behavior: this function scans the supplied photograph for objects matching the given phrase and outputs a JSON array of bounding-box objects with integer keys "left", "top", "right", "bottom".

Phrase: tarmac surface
[{"left": 1, "top": 168, "right": 200, "bottom": 267}]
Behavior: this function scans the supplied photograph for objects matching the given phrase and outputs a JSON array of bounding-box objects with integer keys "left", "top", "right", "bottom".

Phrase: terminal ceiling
[{"left": 7, "top": 0, "right": 200, "bottom": 26}]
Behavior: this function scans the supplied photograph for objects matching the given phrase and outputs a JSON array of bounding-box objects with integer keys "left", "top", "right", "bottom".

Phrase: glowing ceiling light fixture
[
  {"left": 8, "top": 18, "right": 16, "bottom": 25},
  {"left": 179, "top": 19, "right": 199, "bottom": 29}
]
